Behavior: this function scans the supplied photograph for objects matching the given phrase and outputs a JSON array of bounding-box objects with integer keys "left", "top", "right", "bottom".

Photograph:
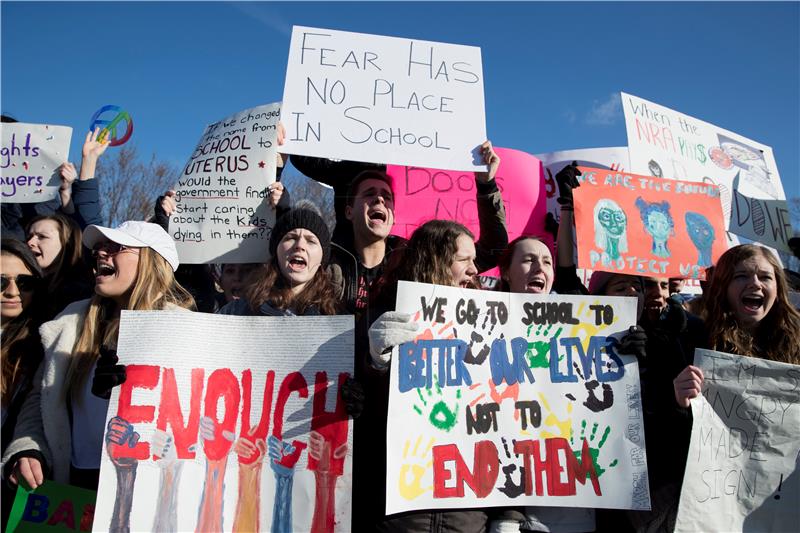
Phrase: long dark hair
[
  {"left": 372, "top": 220, "right": 477, "bottom": 307},
  {"left": 243, "top": 256, "right": 339, "bottom": 316},
  {"left": 25, "top": 213, "right": 91, "bottom": 296},
  {"left": 1, "top": 239, "right": 45, "bottom": 405},
  {"left": 497, "top": 235, "right": 550, "bottom": 292},
  {"left": 705, "top": 244, "right": 800, "bottom": 363}
]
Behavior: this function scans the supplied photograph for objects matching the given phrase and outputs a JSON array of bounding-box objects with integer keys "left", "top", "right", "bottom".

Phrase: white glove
[
  {"left": 488, "top": 519, "right": 522, "bottom": 533},
  {"left": 368, "top": 311, "right": 419, "bottom": 370}
]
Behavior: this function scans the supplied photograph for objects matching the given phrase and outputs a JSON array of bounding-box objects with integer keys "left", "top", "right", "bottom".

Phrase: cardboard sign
[
  {"left": 94, "top": 311, "right": 354, "bottom": 532},
  {"left": 172, "top": 104, "right": 280, "bottom": 263},
  {"left": 386, "top": 281, "right": 649, "bottom": 514},
  {"left": 7, "top": 481, "right": 96, "bottom": 533},
  {"left": 676, "top": 349, "right": 800, "bottom": 532},
  {"left": 573, "top": 167, "right": 727, "bottom": 279},
  {"left": 622, "top": 92, "right": 793, "bottom": 252},
  {"left": 387, "top": 147, "right": 548, "bottom": 270},
  {"left": 281, "top": 26, "right": 486, "bottom": 171},
  {"left": 1, "top": 122, "right": 72, "bottom": 203}
]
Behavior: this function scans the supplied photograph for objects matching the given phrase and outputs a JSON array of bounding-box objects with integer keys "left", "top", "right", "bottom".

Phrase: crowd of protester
[{"left": 2, "top": 109, "right": 800, "bottom": 533}]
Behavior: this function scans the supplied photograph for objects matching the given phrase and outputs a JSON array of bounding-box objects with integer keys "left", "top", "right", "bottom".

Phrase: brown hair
[
  {"left": 497, "top": 235, "right": 550, "bottom": 292},
  {"left": 1, "top": 240, "right": 45, "bottom": 405},
  {"left": 243, "top": 255, "right": 339, "bottom": 316},
  {"left": 25, "top": 214, "right": 90, "bottom": 294},
  {"left": 705, "top": 244, "right": 800, "bottom": 364}
]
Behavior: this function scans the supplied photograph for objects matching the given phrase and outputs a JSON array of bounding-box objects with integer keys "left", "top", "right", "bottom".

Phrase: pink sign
[{"left": 387, "top": 148, "right": 548, "bottom": 274}]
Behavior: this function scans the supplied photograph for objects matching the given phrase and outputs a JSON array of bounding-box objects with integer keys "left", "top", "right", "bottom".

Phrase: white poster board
[
  {"left": 386, "top": 281, "right": 650, "bottom": 514},
  {"left": 622, "top": 92, "right": 793, "bottom": 252},
  {"left": 676, "top": 349, "right": 800, "bottom": 532},
  {"left": 1, "top": 122, "right": 72, "bottom": 203},
  {"left": 172, "top": 104, "right": 280, "bottom": 264},
  {"left": 281, "top": 26, "right": 486, "bottom": 171},
  {"left": 94, "top": 311, "right": 354, "bottom": 532}
]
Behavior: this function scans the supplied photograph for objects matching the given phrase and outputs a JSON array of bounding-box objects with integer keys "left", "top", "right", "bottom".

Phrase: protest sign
[
  {"left": 622, "top": 92, "right": 793, "bottom": 252},
  {"left": 386, "top": 147, "right": 548, "bottom": 268},
  {"left": 6, "top": 481, "right": 96, "bottom": 533},
  {"left": 386, "top": 281, "right": 649, "bottom": 514},
  {"left": 572, "top": 166, "right": 727, "bottom": 279},
  {"left": 675, "top": 349, "right": 800, "bottom": 532},
  {"left": 535, "top": 147, "right": 630, "bottom": 225},
  {"left": 172, "top": 104, "right": 280, "bottom": 263},
  {"left": 93, "top": 311, "right": 354, "bottom": 532},
  {"left": 1, "top": 122, "right": 72, "bottom": 203},
  {"left": 281, "top": 26, "right": 486, "bottom": 171}
]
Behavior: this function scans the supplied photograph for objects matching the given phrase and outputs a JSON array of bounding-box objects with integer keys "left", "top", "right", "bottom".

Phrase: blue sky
[{"left": 2, "top": 1, "right": 798, "bottom": 200}]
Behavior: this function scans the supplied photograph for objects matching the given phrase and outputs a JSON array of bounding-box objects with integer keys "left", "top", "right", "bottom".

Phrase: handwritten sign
[
  {"left": 93, "top": 311, "right": 354, "bottom": 532},
  {"left": 622, "top": 92, "right": 793, "bottom": 252},
  {"left": 387, "top": 147, "right": 548, "bottom": 269},
  {"left": 1, "top": 122, "right": 72, "bottom": 203},
  {"left": 675, "top": 349, "right": 800, "bottom": 532},
  {"left": 172, "top": 104, "right": 280, "bottom": 264},
  {"left": 280, "top": 26, "right": 486, "bottom": 171},
  {"left": 573, "top": 167, "right": 727, "bottom": 279},
  {"left": 386, "top": 281, "right": 649, "bottom": 514},
  {"left": 7, "top": 481, "right": 96, "bottom": 533}
]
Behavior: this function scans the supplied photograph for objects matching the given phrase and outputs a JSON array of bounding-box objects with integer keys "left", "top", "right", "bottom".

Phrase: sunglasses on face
[
  {"left": 91, "top": 242, "right": 139, "bottom": 259},
  {"left": 1, "top": 274, "right": 38, "bottom": 292}
]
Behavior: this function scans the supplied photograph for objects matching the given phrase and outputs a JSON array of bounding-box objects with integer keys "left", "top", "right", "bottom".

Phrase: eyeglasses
[
  {"left": 1, "top": 274, "right": 39, "bottom": 292},
  {"left": 91, "top": 242, "right": 139, "bottom": 259}
]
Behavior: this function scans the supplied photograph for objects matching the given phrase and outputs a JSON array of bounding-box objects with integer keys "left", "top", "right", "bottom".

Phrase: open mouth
[
  {"left": 96, "top": 263, "right": 116, "bottom": 279},
  {"left": 459, "top": 279, "right": 472, "bottom": 288},
  {"left": 741, "top": 295, "right": 764, "bottom": 312},
  {"left": 368, "top": 210, "right": 387, "bottom": 223},
  {"left": 526, "top": 279, "right": 546, "bottom": 293},
  {"left": 288, "top": 256, "right": 307, "bottom": 271}
]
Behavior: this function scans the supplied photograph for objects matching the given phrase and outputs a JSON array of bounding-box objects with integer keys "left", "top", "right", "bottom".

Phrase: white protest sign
[
  {"left": 676, "top": 349, "right": 800, "bottom": 532},
  {"left": 94, "top": 311, "right": 354, "bottom": 533},
  {"left": 622, "top": 92, "right": 793, "bottom": 252},
  {"left": 172, "top": 104, "right": 280, "bottom": 264},
  {"left": 1, "top": 122, "right": 72, "bottom": 203},
  {"left": 386, "top": 281, "right": 650, "bottom": 514},
  {"left": 281, "top": 26, "right": 486, "bottom": 171}
]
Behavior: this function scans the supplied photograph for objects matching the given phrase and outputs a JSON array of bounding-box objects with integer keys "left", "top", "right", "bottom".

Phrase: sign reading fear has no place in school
[
  {"left": 281, "top": 26, "right": 487, "bottom": 171},
  {"left": 386, "top": 281, "right": 650, "bottom": 514}
]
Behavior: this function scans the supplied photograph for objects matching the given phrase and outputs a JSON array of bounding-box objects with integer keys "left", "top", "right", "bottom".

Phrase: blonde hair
[{"left": 64, "top": 247, "right": 194, "bottom": 401}]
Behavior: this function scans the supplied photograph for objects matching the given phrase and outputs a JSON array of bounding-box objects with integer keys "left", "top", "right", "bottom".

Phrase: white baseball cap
[{"left": 83, "top": 221, "right": 180, "bottom": 272}]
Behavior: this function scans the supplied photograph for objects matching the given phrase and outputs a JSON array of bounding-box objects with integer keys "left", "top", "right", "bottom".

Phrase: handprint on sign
[
  {"left": 526, "top": 323, "right": 563, "bottom": 368},
  {"left": 399, "top": 436, "right": 435, "bottom": 500},
  {"left": 537, "top": 393, "right": 573, "bottom": 440},
  {"left": 414, "top": 378, "right": 461, "bottom": 431},
  {"left": 570, "top": 421, "right": 618, "bottom": 478}
]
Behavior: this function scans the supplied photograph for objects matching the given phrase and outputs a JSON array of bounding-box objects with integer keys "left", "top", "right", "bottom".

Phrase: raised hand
[
  {"left": 673, "top": 365, "right": 704, "bottom": 408},
  {"left": 475, "top": 140, "right": 501, "bottom": 184}
]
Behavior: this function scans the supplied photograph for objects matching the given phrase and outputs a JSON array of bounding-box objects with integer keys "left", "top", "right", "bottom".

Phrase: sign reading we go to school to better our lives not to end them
[
  {"left": 1, "top": 122, "right": 72, "bottom": 203},
  {"left": 280, "top": 26, "right": 487, "bottom": 172},
  {"left": 386, "top": 281, "right": 650, "bottom": 514}
]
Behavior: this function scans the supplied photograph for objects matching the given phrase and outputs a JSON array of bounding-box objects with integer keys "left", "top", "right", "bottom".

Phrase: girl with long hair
[
  {"left": 675, "top": 244, "right": 800, "bottom": 406},
  {"left": 1, "top": 239, "right": 45, "bottom": 454},
  {"left": 25, "top": 213, "right": 94, "bottom": 318},
  {"left": 3, "top": 221, "right": 193, "bottom": 491}
]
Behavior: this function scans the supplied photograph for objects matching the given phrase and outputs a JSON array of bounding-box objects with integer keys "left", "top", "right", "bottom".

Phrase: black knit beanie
[{"left": 269, "top": 208, "right": 332, "bottom": 265}]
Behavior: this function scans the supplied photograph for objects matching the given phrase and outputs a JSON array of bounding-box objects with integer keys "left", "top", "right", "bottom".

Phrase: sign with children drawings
[
  {"left": 172, "top": 103, "right": 280, "bottom": 264},
  {"left": 572, "top": 167, "right": 727, "bottom": 279},
  {"left": 281, "top": 26, "right": 486, "bottom": 171},
  {"left": 387, "top": 146, "right": 548, "bottom": 257},
  {"left": 675, "top": 349, "right": 800, "bottom": 532},
  {"left": 1, "top": 122, "right": 72, "bottom": 203},
  {"left": 386, "top": 281, "right": 650, "bottom": 514},
  {"left": 622, "top": 92, "right": 793, "bottom": 252},
  {"left": 94, "top": 311, "right": 354, "bottom": 532}
]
